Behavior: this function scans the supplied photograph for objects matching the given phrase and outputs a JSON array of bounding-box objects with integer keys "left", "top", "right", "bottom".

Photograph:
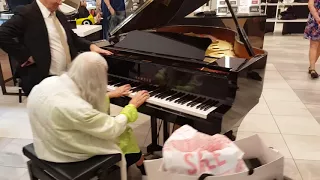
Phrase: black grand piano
[{"left": 101, "top": 0, "right": 268, "bottom": 153}]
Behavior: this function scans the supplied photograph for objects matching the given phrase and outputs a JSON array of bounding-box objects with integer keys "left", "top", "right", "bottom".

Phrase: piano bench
[{"left": 22, "top": 144, "right": 122, "bottom": 180}]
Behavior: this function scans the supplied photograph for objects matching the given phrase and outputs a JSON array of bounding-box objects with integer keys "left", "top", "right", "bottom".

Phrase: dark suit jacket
[{"left": 0, "top": 1, "right": 92, "bottom": 95}]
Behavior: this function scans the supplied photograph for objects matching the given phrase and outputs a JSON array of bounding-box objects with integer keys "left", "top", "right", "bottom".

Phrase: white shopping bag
[
  {"left": 162, "top": 125, "right": 248, "bottom": 176},
  {"left": 145, "top": 134, "right": 284, "bottom": 180}
]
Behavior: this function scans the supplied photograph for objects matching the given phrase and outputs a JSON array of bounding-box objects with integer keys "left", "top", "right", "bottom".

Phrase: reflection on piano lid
[{"left": 110, "top": 0, "right": 211, "bottom": 36}]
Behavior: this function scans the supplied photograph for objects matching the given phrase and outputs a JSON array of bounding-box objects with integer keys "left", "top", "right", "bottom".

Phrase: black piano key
[
  {"left": 149, "top": 89, "right": 164, "bottom": 96},
  {"left": 174, "top": 94, "right": 188, "bottom": 103},
  {"left": 131, "top": 86, "right": 141, "bottom": 92},
  {"left": 199, "top": 100, "right": 212, "bottom": 110},
  {"left": 154, "top": 90, "right": 169, "bottom": 98},
  {"left": 180, "top": 95, "right": 197, "bottom": 105},
  {"left": 196, "top": 99, "right": 210, "bottom": 109},
  {"left": 158, "top": 91, "right": 169, "bottom": 99},
  {"left": 178, "top": 95, "right": 192, "bottom": 104},
  {"left": 202, "top": 100, "right": 215, "bottom": 111},
  {"left": 189, "top": 97, "right": 205, "bottom": 107},
  {"left": 162, "top": 91, "right": 178, "bottom": 99},
  {"left": 165, "top": 91, "right": 180, "bottom": 100},
  {"left": 186, "top": 97, "right": 200, "bottom": 106},
  {"left": 130, "top": 82, "right": 141, "bottom": 87},
  {"left": 198, "top": 99, "right": 212, "bottom": 110},
  {"left": 166, "top": 92, "right": 183, "bottom": 101},
  {"left": 145, "top": 85, "right": 159, "bottom": 92},
  {"left": 114, "top": 81, "right": 127, "bottom": 87},
  {"left": 155, "top": 90, "right": 170, "bottom": 98},
  {"left": 108, "top": 79, "right": 115, "bottom": 84},
  {"left": 160, "top": 90, "right": 176, "bottom": 99},
  {"left": 211, "top": 100, "right": 219, "bottom": 106},
  {"left": 112, "top": 82, "right": 123, "bottom": 87},
  {"left": 168, "top": 93, "right": 183, "bottom": 101},
  {"left": 132, "top": 84, "right": 149, "bottom": 92},
  {"left": 203, "top": 100, "right": 219, "bottom": 111}
]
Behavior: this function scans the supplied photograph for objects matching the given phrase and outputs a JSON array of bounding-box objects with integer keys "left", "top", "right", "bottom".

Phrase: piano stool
[{"left": 22, "top": 144, "right": 122, "bottom": 180}]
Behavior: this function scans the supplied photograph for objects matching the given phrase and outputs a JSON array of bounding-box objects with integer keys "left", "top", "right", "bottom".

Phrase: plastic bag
[{"left": 162, "top": 125, "right": 248, "bottom": 176}]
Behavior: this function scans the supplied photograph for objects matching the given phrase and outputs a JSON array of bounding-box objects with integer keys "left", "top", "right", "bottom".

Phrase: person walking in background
[
  {"left": 101, "top": 0, "right": 126, "bottom": 39},
  {"left": 305, "top": 0, "right": 320, "bottom": 79},
  {"left": 77, "top": 0, "right": 102, "bottom": 24}
]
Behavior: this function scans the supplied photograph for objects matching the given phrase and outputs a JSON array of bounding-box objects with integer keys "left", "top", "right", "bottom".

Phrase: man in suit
[{"left": 0, "top": 0, "right": 113, "bottom": 95}]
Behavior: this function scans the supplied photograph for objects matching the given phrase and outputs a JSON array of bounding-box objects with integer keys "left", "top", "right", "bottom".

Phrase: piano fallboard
[{"left": 104, "top": 50, "right": 236, "bottom": 103}]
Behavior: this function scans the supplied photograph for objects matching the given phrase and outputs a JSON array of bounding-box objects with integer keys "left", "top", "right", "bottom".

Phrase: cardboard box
[{"left": 145, "top": 135, "right": 284, "bottom": 180}]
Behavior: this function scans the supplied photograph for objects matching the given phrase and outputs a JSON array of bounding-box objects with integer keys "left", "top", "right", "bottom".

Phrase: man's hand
[
  {"left": 94, "top": 12, "right": 102, "bottom": 24},
  {"left": 108, "top": 84, "right": 131, "bottom": 98},
  {"left": 21, "top": 56, "right": 35, "bottom": 67},
  {"left": 108, "top": 6, "right": 115, "bottom": 16},
  {"left": 90, "top": 44, "right": 113, "bottom": 55}
]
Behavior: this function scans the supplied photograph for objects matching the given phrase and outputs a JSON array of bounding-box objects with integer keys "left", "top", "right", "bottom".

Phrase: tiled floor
[{"left": 1, "top": 34, "right": 320, "bottom": 180}]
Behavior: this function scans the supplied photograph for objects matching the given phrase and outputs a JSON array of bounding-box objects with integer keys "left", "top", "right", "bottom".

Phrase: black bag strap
[{"left": 198, "top": 174, "right": 214, "bottom": 180}]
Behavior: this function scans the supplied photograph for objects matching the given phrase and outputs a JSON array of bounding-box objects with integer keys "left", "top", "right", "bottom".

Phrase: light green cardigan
[{"left": 106, "top": 96, "right": 141, "bottom": 154}]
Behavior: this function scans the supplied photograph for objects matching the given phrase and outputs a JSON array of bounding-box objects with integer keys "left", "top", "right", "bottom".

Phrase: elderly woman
[{"left": 27, "top": 52, "right": 149, "bottom": 180}]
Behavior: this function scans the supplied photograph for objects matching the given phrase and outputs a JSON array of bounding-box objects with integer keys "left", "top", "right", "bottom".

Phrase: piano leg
[
  {"left": 163, "top": 120, "right": 169, "bottom": 143},
  {"left": 147, "top": 116, "right": 162, "bottom": 153}
]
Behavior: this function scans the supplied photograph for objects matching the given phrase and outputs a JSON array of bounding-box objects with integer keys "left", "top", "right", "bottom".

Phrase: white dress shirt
[{"left": 36, "top": 0, "right": 69, "bottom": 75}]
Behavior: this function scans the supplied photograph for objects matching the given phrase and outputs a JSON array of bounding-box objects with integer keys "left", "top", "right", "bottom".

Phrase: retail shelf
[
  {"left": 266, "top": 18, "right": 308, "bottom": 22},
  {"left": 261, "top": 2, "right": 308, "bottom": 6}
]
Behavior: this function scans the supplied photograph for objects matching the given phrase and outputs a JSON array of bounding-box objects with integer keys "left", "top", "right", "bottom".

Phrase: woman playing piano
[{"left": 26, "top": 52, "right": 149, "bottom": 180}]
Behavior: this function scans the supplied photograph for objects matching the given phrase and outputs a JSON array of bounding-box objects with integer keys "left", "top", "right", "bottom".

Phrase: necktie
[{"left": 52, "top": 13, "right": 72, "bottom": 68}]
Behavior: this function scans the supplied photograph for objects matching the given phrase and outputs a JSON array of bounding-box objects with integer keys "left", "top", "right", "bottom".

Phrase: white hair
[{"left": 67, "top": 52, "right": 108, "bottom": 112}]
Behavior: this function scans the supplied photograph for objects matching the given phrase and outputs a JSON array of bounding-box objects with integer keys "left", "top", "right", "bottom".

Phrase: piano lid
[{"left": 110, "top": 0, "right": 210, "bottom": 36}]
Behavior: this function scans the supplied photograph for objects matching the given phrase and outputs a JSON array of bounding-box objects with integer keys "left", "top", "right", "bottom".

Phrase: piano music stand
[{"left": 224, "top": 0, "right": 255, "bottom": 57}]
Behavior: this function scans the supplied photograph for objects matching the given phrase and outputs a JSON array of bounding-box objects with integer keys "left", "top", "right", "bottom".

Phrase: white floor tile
[
  {"left": 263, "top": 89, "right": 301, "bottom": 102},
  {"left": 238, "top": 114, "right": 280, "bottom": 133},
  {"left": 274, "top": 116, "right": 320, "bottom": 136},
  {"left": 248, "top": 97, "right": 271, "bottom": 115},
  {"left": 266, "top": 101, "right": 312, "bottom": 116},
  {"left": 263, "top": 79, "right": 292, "bottom": 89},
  {"left": 283, "top": 135, "right": 320, "bottom": 160},
  {"left": 264, "top": 70, "right": 284, "bottom": 80},
  {"left": 287, "top": 80, "right": 320, "bottom": 91},
  {"left": 0, "top": 138, "right": 13, "bottom": 149},
  {"left": 236, "top": 132, "right": 292, "bottom": 158},
  {"left": 295, "top": 160, "right": 320, "bottom": 180},
  {"left": 0, "top": 116, "right": 33, "bottom": 139},
  {"left": 0, "top": 166, "right": 27, "bottom": 180},
  {"left": 265, "top": 63, "right": 277, "bottom": 71},
  {"left": 284, "top": 159, "right": 303, "bottom": 180}
]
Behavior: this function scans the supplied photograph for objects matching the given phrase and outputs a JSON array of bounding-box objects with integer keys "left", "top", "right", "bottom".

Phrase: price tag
[{"left": 238, "top": 6, "right": 250, "bottom": 13}]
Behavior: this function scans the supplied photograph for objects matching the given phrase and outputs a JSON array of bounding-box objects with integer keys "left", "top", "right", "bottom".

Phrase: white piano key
[{"left": 107, "top": 84, "right": 217, "bottom": 119}]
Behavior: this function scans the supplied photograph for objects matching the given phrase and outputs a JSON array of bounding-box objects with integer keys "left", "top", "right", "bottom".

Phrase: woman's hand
[
  {"left": 108, "top": 84, "right": 131, "bottom": 98},
  {"left": 129, "top": 90, "right": 150, "bottom": 108}
]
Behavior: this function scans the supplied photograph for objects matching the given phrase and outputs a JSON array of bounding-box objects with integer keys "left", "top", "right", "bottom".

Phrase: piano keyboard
[{"left": 107, "top": 78, "right": 218, "bottom": 119}]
